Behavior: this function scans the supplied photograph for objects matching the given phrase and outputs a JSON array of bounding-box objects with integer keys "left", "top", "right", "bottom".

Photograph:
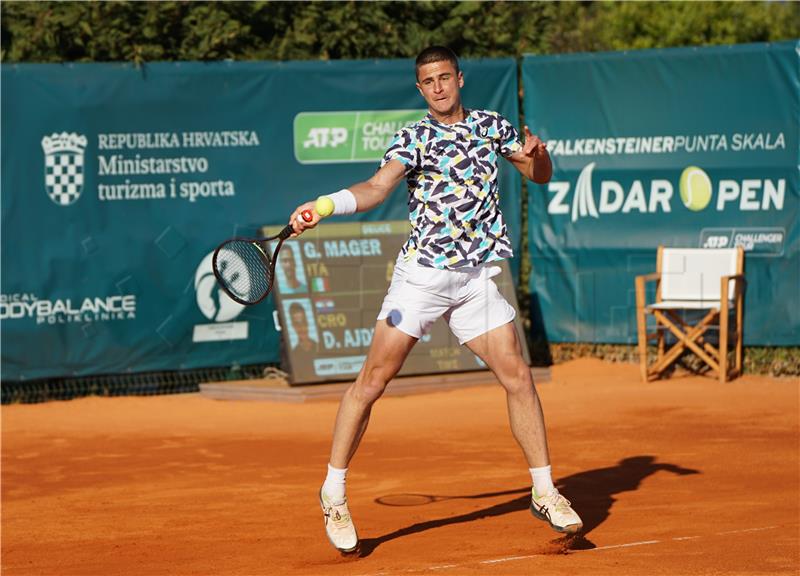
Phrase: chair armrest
[
  {"left": 721, "top": 274, "right": 746, "bottom": 291},
  {"left": 635, "top": 272, "right": 660, "bottom": 309},
  {"left": 721, "top": 274, "right": 745, "bottom": 284},
  {"left": 635, "top": 272, "right": 661, "bottom": 284},
  {"left": 720, "top": 274, "right": 746, "bottom": 306}
]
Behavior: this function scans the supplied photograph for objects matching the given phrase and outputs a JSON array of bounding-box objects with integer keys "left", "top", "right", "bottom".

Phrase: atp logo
[
  {"left": 41, "top": 132, "right": 88, "bottom": 206},
  {"left": 294, "top": 109, "right": 426, "bottom": 164},
  {"left": 194, "top": 251, "right": 245, "bottom": 322},
  {"left": 303, "top": 127, "right": 348, "bottom": 149}
]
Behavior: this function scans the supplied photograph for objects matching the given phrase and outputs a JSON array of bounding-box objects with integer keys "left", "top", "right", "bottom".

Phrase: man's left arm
[{"left": 508, "top": 126, "right": 552, "bottom": 184}]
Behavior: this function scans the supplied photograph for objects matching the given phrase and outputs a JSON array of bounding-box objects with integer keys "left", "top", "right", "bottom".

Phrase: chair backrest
[{"left": 660, "top": 248, "right": 741, "bottom": 301}]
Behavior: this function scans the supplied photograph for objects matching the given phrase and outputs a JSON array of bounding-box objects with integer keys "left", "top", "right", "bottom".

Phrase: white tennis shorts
[{"left": 377, "top": 257, "right": 516, "bottom": 345}]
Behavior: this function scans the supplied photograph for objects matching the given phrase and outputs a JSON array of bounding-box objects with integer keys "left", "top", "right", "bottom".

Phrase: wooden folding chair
[{"left": 635, "top": 246, "right": 745, "bottom": 383}]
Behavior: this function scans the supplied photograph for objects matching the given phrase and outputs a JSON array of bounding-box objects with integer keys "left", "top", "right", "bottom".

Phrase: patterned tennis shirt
[{"left": 381, "top": 108, "right": 522, "bottom": 270}]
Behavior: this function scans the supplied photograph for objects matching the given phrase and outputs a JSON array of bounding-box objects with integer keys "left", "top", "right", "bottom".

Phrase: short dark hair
[
  {"left": 415, "top": 46, "right": 460, "bottom": 78},
  {"left": 289, "top": 302, "right": 306, "bottom": 316}
]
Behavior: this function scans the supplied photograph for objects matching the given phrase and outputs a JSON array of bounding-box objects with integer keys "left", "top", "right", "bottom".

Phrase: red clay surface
[{"left": 3, "top": 358, "right": 799, "bottom": 575}]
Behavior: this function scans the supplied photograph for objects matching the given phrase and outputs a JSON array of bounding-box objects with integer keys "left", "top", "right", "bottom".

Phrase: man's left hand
[{"left": 523, "top": 125, "right": 547, "bottom": 157}]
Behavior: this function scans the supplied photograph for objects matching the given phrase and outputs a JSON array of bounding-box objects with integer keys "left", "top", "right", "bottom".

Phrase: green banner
[
  {"left": 294, "top": 109, "right": 426, "bottom": 164},
  {"left": 523, "top": 41, "right": 799, "bottom": 345},
  {"left": 1, "top": 58, "right": 520, "bottom": 381}
]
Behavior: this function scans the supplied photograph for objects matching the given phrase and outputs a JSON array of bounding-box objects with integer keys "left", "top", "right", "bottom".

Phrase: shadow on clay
[{"left": 357, "top": 455, "right": 700, "bottom": 557}]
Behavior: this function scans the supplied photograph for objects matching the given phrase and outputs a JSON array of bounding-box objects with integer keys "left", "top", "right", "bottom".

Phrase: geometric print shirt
[{"left": 381, "top": 109, "right": 522, "bottom": 270}]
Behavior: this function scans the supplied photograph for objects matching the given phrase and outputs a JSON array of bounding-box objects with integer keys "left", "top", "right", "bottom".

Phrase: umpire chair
[{"left": 635, "top": 246, "right": 745, "bottom": 383}]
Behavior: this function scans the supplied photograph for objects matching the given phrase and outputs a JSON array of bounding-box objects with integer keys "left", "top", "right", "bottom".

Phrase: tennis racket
[{"left": 212, "top": 209, "right": 312, "bottom": 306}]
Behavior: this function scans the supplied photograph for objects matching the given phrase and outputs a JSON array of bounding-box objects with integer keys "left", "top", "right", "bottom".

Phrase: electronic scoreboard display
[{"left": 264, "top": 220, "right": 530, "bottom": 384}]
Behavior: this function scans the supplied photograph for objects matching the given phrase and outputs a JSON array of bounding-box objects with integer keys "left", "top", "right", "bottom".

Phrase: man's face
[
  {"left": 290, "top": 308, "right": 308, "bottom": 336},
  {"left": 416, "top": 60, "right": 464, "bottom": 118},
  {"left": 281, "top": 250, "right": 296, "bottom": 278}
]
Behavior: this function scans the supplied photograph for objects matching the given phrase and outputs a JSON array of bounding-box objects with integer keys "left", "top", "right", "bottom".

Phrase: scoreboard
[{"left": 264, "top": 220, "right": 530, "bottom": 384}]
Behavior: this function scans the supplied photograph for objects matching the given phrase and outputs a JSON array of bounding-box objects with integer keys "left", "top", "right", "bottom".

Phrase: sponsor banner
[
  {"left": 1, "top": 58, "right": 520, "bottom": 381},
  {"left": 41, "top": 129, "right": 259, "bottom": 207},
  {"left": 0, "top": 293, "right": 137, "bottom": 325},
  {"left": 313, "top": 356, "right": 369, "bottom": 377},
  {"left": 294, "top": 109, "right": 426, "bottom": 164},
  {"left": 523, "top": 41, "right": 799, "bottom": 345}
]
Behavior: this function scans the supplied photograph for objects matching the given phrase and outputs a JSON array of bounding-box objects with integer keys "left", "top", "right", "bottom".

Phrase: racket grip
[{"left": 278, "top": 224, "right": 294, "bottom": 240}]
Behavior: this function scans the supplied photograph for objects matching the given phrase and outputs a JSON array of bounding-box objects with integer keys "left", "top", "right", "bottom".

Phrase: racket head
[{"left": 212, "top": 238, "right": 274, "bottom": 305}]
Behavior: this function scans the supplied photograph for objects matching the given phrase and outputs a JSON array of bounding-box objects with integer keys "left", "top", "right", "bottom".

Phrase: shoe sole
[
  {"left": 530, "top": 503, "right": 583, "bottom": 535},
  {"left": 319, "top": 490, "right": 360, "bottom": 554}
]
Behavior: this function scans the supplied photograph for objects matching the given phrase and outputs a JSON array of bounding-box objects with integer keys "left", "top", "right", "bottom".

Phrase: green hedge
[{"left": 3, "top": 1, "right": 798, "bottom": 63}]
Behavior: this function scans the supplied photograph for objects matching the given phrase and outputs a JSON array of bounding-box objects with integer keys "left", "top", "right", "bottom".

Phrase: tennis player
[{"left": 290, "top": 46, "right": 582, "bottom": 554}]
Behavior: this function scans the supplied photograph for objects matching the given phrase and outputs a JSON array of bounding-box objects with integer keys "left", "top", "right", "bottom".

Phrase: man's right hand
[{"left": 289, "top": 201, "right": 321, "bottom": 236}]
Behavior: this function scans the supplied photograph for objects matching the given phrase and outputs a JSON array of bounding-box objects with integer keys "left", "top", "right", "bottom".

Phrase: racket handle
[
  {"left": 278, "top": 224, "right": 294, "bottom": 240},
  {"left": 286, "top": 209, "right": 312, "bottom": 240}
]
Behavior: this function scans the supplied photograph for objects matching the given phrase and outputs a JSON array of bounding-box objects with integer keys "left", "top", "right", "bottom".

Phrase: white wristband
[{"left": 327, "top": 189, "right": 358, "bottom": 215}]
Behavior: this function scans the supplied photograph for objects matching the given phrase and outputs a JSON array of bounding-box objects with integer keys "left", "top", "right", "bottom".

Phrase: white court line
[
  {"left": 480, "top": 555, "right": 537, "bottom": 564},
  {"left": 715, "top": 525, "right": 778, "bottom": 535},
  {"left": 583, "top": 539, "right": 661, "bottom": 552},
  {"left": 351, "top": 525, "right": 784, "bottom": 576}
]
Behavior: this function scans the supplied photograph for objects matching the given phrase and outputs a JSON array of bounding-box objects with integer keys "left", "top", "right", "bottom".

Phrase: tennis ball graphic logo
[
  {"left": 679, "top": 166, "right": 712, "bottom": 211},
  {"left": 195, "top": 251, "right": 245, "bottom": 322}
]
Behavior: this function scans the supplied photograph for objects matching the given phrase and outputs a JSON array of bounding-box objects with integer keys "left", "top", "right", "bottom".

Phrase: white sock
[
  {"left": 322, "top": 463, "right": 347, "bottom": 503},
  {"left": 530, "top": 465, "right": 554, "bottom": 496}
]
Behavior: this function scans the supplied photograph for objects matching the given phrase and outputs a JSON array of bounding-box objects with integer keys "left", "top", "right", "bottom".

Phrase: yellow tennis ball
[
  {"left": 316, "top": 196, "right": 335, "bottom": 217},
  {"left": 679, "top": 166, "right": 712, "bottom": 211}
]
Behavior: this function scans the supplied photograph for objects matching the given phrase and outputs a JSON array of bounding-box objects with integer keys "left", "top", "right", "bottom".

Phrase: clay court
[{"left": 3, "top": 358, "right": 798, "bottom": 575}]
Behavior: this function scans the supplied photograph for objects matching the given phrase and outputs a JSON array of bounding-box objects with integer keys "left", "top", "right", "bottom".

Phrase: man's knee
[
  {"left": 500, "top": 363, "right": 534, "bottom": 396},
  {"left": 351, "top": 367, "right": 390, "bottom": 404}
]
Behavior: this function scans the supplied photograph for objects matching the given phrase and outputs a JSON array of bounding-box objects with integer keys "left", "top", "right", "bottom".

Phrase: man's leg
[
  {"left": 465, "top": 322, "right": 582, "bottom": 534},
  {"left": 329, "top": 320, "right": 418, "bottom": 467},
  {"left": 320, "top": 319, "right": 417, "bottom": 553},
  {"left": 464, "top": 322, "right": 549, "bottom": 468}
]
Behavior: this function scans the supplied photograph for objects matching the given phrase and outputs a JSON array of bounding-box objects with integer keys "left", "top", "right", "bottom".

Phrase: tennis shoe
[
  {"left": 319, "top": 489, "right": 359, "bottom": 554},
  {"left": 530, "top": 487, "right": 583, "bottom": 534}
]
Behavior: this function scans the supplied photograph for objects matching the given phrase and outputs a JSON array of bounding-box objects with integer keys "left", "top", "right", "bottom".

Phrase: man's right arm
[
  {"left": 347, "top": 159, "right": 407, "bottom": 212},
  {"left": 290, "top": 159, "right": 407, "bottom": 234}
]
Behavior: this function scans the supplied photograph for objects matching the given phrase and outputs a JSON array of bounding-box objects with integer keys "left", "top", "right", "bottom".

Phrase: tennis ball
[
  {"left": 316, "top": 196, "right": 335, "bottom": 218},
  {"left": 679, "top": 166, "right": 712, "bottom": 211}
]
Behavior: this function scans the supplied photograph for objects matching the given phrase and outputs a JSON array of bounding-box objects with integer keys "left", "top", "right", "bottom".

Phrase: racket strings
[{"left": 215, "top": 240, "right": 273, "bottom": 303}]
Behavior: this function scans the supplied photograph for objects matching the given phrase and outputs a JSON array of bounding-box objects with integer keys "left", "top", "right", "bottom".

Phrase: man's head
[
  {"left": 289, "top": 301, "right": 309, "bottom": 338},
  {"left": 415, "top": 46, "right": 464, "bottom": 121},
  {"left": 281, "top": 244, "right": 299, "bottom": 286},
  {"left": 415, "top": 46, "right": 460, "bottom": 80}
]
